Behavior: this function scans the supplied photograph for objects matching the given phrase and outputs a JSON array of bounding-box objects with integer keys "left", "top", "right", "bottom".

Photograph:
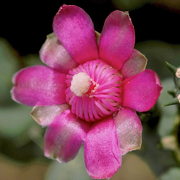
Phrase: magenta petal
[
  {"left": 40, "top": 33, "right": 77, "bottom": 73},
  {"left": 11, "top": 65, "right": 66, "bottom": 106},
  {"left": 44, "top": 109, "right": 88, "bottom": 162},
  {"left": 53, "top": 5, "right": 98, "bottom": 64},
  {"left": 114, "top": 108, "right": 142, "bottom": 155},
  {"left": 123, "top": 69, "right": 162, "bottom": 112},
  {"left": 99, "top": 11, "right": 135, "bottom": 69},
  {"left": 121, "top": 49, "right": 147, "bottom": 78},
  {"left": 84, "top": 118, "right": 121, "bottom": 179}
]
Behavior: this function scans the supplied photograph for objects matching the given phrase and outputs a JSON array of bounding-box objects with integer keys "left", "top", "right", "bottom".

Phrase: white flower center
[{"left": 70, "top": 72, "right": 91, "bottom": 96}]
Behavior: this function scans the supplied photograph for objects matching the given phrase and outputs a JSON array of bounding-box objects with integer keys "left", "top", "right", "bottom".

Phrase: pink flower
[{"left": 11, "top": 5, "right": 162, "bottom": 179}]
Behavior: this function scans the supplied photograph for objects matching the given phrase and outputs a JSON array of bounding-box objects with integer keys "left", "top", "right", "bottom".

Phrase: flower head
[{"left": 11, "top": 5, "right": 162, "bottom": 179}]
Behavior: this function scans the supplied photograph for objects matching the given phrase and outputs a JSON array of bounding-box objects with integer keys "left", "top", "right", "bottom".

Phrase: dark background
[{"left": 0, "top": 0, "right": 180, "bottom": 56}]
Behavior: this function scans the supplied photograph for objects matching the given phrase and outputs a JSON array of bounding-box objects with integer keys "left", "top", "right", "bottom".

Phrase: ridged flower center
[{"left": 66, "top": 60, "right": 122, "bottom": 122}]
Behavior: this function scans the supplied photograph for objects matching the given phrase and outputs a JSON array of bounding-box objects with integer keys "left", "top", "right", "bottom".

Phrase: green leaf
[
  {"left": 160, "top": 167, "right": 180, "bottom": 180},
  {"left": 165, "top": 61, "right": 177, "bottom": 74},
  {"left": 167, "top": 90, "right": 176, "bottom": 98},
  {"left": 45, "top": 149, "right": 91, "bottom": 180},
  {"left": 0, "top": 135, "right": 45, "bottom": 163},
  {"left": 136, "top": 127, "right": 177, "bottom": 176},
  {"left": 158, "top": 78, "right": 177, "bottom": 137},
  {"left": 0, "top": 38, "right": 19, "bottom": 104},
  {"left": 0, "top": 105, "right": 32, "bottom": 138},
  {"left": 164, "top": 101, "right": 179, "bottom": 106}
]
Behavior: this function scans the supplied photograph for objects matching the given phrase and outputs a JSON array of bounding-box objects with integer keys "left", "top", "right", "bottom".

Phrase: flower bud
[
  {"left": 176, "top": 68, "right": 180, "bottom": 78},
  {"left": 177, "top": 94, "right": 180, "bottom": 103}
]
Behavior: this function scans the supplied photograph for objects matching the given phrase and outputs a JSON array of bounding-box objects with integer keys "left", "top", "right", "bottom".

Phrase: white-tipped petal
[
  {"left": 31, "top": 104, "right": 69, "bottom": 126},
  {"left": 114, "top": 108, "right": 142, "bottom": 155}
]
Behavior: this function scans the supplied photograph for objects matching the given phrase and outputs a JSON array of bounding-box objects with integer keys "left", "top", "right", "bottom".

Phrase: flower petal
[
  {"left": 99, "top": 10, "right": 135, "bottom": 69},
  {"left": 114, "top": 108, "right": 142, "bottom": 155},
  {"left": 53, "top": 5, "right": 98, "bottom": 64},
  {"left": 121, "top": 49, "right": 147, "bottom": 78},
  {"left": 123, "top": 69, "right": 162, "bottom": 112},
  {"left": 31, "top": 104, "right": 69, "bottom": 126},
  {"left": 11, "top": 65, "right": 66, "bottom": 106},
  {"left": 40, "top": 33, "right": 77, "bottom": 73},
  {"left": 44, "top": 109, "right": 88, "bottom": 162},
  {"left": 84, "top": 118, "right": 121, "bottom": 179}
]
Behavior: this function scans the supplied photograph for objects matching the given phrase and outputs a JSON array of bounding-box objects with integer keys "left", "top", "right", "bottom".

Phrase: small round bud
[
  {"left": 177, "top": 94, "right": 180, "bottom": 103},
  {"left": 176, "top": 68, "right": 180, "bottom": 78},
  {"left": 161, "top": 136, "right": 177, "bottom": 150}
]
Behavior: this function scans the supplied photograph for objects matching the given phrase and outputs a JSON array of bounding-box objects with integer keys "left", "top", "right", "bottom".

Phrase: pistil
[{"left": 70, "top": 72, "right": 91, "bottom": 96}]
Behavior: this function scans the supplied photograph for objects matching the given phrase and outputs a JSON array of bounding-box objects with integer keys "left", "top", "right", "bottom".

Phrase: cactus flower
[{"left": 11, "top": 5, "right": 162, "bottom": 179}]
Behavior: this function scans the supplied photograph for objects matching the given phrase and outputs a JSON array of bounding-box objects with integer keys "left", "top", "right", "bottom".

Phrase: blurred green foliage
[
  {"left": 0, "top": 106, "right": 32, "bottom": 138},
  {"left": 0, "top": 38, "right": 45, "bottom": 163},
  {"left": 0, "top": 38, "right": 19, "bottom": 104},
  {"left": 158, "top": 78, "right": 177, "bottom": 137},
  {"left": 45, "top": 149, "right": 91, "bottom": 180},
  {"left": 160, "top": 167, "right": 180, "bottom": 180},
  {"left": 136, "top": 126, "right": 177, "bottom": 175}
]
